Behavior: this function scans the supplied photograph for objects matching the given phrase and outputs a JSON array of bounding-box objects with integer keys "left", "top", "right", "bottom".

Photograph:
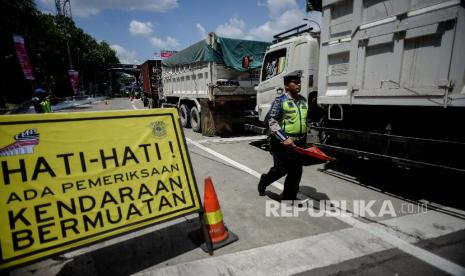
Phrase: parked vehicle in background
[
  {"left": 161, "top": 32, "right": 270, "bottom": 135},
  {"left": 140, "top": 60, "right": 162, "bottom": 108},
  {"left": 252, "top": 24, "right": 320, "bottom": 129},
  {"left": 253, "top": 0, "right": 465, "bottom": 172}
]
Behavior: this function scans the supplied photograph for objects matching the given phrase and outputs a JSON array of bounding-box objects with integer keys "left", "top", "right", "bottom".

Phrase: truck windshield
[{"left": 261, "top": 49, "right": 287, "bottom": 81}]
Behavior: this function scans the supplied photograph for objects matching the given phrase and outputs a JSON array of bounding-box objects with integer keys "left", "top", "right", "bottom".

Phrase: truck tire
[
  {"left": 180, "top": 104, "right": 191, "bottom": 128},
  {"left": 190, "top": 106, "right": 201, "bottom": 133}
]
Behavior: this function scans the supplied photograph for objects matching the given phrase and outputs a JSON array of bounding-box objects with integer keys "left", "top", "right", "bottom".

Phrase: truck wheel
[
  {"left": 190, "top": 106, "right": 201, "bottom": 133},
  {"left": 179, "top": 104, "right": 191, "bottom": 128}
]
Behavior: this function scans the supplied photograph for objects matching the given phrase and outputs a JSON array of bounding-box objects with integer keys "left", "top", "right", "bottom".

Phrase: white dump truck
[
  {"left": 161, "top": 33, "right": 270, "bottom": 136},
  {"left": 253, "top": 0, "right": 465, "bottom": 172}
]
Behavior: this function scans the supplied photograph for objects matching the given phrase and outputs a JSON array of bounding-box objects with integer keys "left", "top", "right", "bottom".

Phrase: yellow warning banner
[{"left": 0, "top": 109, "right": 201, "bottom": 269}]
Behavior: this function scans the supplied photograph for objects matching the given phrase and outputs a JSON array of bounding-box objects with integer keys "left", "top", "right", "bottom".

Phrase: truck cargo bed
[{"left": 318, "top": 0, "right": 465, "bottom": 107}]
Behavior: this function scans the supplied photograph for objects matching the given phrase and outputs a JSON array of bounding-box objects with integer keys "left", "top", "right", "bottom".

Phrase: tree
[
  {"left": 0, "top": 0, "right": 119, "bottom": 106},
  {"left": 0, "top": 0, "right": 40, "bottom": 106}
]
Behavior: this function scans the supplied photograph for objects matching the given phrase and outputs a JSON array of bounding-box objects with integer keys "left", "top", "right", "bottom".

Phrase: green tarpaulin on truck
[{"left": 162, "top": 36, "right": 270, "bottom": 71}]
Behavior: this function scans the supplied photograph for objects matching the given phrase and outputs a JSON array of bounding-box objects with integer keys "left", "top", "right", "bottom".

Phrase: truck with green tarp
[{"left": 161, "top": 32, "right": 270, "bottom": 136}]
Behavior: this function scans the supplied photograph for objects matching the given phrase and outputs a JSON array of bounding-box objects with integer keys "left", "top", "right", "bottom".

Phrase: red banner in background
[
  {"left": 161, "top": 50, "right": 177, "bottom": 59},
  {"left": 68, "top": 70, "right": 79, "bottom": 95},
  {"left": 155, "top": 50, "right": 177, "bottom": 60},
  {"left": 12, "top": 35, "right": 35, "bottom": 80}
]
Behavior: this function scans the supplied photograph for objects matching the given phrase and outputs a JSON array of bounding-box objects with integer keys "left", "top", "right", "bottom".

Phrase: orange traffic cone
[{"left": 200, "top": 176, "right": 238, "bottom": 252}]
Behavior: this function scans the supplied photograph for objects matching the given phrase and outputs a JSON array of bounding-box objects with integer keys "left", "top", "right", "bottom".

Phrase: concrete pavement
[
  {"left": 130, "top": 136, "right": 465, "bottom": 276},
  {"left": 24, "top": 96, "right": 108, "bottom": 114},
  {"left": 7, "top": 97, "right": 465, "bottom": 276}
]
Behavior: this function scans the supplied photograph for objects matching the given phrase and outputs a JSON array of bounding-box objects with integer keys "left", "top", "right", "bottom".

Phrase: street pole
[{"left": 66, "top": 38, "right": 73, "bottom": 69}]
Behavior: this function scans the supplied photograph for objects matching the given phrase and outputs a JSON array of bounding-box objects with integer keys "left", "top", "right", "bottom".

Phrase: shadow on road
[
  {"left": 321, "top": 156, "right": 465, "bottom": 211},
  {"left": 249, "top": 138, "right": 269, "bottom": 151},
  {"left": 265, "top": 191, "right": 282, "bottom": 202},
  {"left": 57, "top": 218, "right": 202, "bottom": 276},
  {"left": 299, "top": 186, "right": 331, "bottom": 202},
  {"left": 264, "top": 186, "right": 330, "bottom": 205}
]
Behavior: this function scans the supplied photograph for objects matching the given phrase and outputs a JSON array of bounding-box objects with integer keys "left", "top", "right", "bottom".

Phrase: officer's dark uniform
[{"left": 258, "top": 70, "right": 308, "bottom": 200}]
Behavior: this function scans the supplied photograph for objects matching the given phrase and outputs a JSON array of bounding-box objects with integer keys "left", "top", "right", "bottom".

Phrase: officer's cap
[{"left": 283, "top": 70, "right": 302, "bottom": 84}]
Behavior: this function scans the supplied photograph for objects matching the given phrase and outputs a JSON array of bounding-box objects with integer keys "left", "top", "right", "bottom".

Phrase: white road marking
[
  {"left": 185, "top": 138, "right": 465, "bottom": 275},
  {"left": 187, "top": 138, "right": 283, "bottom": 190},
  {"left": 139, "top": 228, "right": 393, "bottom": 276},
  {"left": 137, "top": 212, "right": 465, "bottom": 276},
  {"left": 338, "top": 215, "right": 465, "bottom": 276},
  {"left": 196, "top": 135, "right": 267, "bottom": 144}
]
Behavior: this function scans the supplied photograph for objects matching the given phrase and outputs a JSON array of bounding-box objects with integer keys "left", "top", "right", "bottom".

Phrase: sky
[{"left": 35, "top": 0, "right": 321, "bottom": 64}]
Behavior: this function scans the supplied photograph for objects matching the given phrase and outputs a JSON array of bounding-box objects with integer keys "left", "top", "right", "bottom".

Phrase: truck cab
[{"left": 255, "top": 25, "right": 320, "bottom": 124}]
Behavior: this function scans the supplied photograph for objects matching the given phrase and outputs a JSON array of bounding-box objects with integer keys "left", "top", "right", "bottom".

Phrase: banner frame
[{"left": 0, "top": 110, "right": 204, "bottom": 270}]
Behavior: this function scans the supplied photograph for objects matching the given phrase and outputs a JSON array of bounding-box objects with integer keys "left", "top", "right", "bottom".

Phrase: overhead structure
[{"left": 55, "top": 0, "right": 72, "bottom": 18}]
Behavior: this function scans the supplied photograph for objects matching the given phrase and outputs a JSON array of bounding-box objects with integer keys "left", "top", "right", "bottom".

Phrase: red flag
[
  {"left": 293, "top": 146, "right": 335, "bottom": 161},
  {"left": 13, "top": 35, "right": 34, "bottom": 80},
  {"left": 68, "top": 70, "right": 79, "bottom": 95}
]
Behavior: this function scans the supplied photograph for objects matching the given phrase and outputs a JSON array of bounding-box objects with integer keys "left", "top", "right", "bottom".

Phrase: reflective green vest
[
  {"left": 281, "top": 98, "right": 308, "bottom": 135},
  {"left": 40, "top": 100, "right": 52, "bottom": 113}
]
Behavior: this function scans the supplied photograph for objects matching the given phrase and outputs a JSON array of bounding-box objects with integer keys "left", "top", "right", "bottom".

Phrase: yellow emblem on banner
[{"left": 0, "top": 109, "right": 201, "bottom": 269}]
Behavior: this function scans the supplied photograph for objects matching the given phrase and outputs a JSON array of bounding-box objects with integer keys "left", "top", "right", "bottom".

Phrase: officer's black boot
[{"left": 257, "top": 174, "right": 268, "bottom": 196}]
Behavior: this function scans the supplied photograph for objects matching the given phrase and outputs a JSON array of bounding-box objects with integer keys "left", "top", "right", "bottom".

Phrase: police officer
[
  {"left": 258, "top": 70, "right": 308, "bottom": 200},
  {"left": 32, "top": 86, "right": 48, "bottom": 113},
  {"left": 35, "top": 86, "right": 54, "bottom": 113}
]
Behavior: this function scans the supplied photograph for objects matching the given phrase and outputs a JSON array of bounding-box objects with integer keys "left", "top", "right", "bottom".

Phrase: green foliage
[{"left": 0, "top": 0, "right": 120, "bottom": 105}]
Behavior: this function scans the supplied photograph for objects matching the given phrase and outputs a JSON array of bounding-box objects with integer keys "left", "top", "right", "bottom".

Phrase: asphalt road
[{"left": 8, "top": 97, "right": 465, "bottom": 276}]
